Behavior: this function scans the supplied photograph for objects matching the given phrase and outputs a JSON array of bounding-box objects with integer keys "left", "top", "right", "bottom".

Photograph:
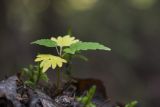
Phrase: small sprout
[
  {"left": 125, "top": 101, "right": 138, "bottom": 107},
  {"left": 22, "top": 64, "right": 49, "bottom": 88},
  {"left": 77, "top": 85, "right": 97, "bottom": 107}
]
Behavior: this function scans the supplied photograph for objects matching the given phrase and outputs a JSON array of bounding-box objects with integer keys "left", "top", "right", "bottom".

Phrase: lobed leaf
[
  {"left": 51, "top": 35, "right": 79, "bottom": 47},
  {"left": 35, "top": 54, "right": 67, "bottom": 72},
  {"left": 64, "top": 42, "right": 111, "bottom": 54},
  {"left": 31, "top": 39, "right": 57, "bottom": 47}
]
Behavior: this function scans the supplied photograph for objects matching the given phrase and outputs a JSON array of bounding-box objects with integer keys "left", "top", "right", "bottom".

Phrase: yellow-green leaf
[
  {"left": 35, "top": 54, "right": 67, "bottom": 72},
  {"left": 51, "top": 35, "right": 79, "bottom": 47}
]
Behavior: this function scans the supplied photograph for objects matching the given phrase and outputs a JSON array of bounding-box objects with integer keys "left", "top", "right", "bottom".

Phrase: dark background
[{"left": 0, "top": 0, "right": 160, "bottom": 107}]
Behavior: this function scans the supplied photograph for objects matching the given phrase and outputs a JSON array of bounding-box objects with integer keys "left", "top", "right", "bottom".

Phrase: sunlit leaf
[
  {"left": 35, "top": 54, "right": 67, "bottom": 72},
  {"left": 31, "top": 39, "right": 57, "bottom": 47},
  {"left": 51, "top": 35, "right": 79, "bottom": 47},
  {"left": 64, "top": 42, "right": 111, "bottom": 54}
]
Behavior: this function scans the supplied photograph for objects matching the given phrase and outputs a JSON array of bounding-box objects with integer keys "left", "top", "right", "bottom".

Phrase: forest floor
[{"left": 0, "top": 75, "right": 124, "bottom": 107}]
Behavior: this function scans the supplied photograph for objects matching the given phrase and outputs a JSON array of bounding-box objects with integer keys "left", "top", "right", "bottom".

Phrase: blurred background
[{"left": 0, "top": 0, "right": 160, "bottom": 107}]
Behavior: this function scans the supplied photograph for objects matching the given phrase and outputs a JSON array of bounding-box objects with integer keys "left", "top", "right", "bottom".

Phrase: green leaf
[
  {"left": 87, "top": 102, "right": 96, "bottom": 107},
  {"left": 125, "top": 101, "right": 138, "bottom": 107},
  {"left": 64, "top": 42, "right": 111, "bottom": 54},
  {"left": 40, "top": 73, "right": 49, "bottom": 82},
  {"left": 22, "top": 68, "right": 32, "bottom": 78},
  {"left": 87, "top": 85, "right": 96, "bottom": 103},
  {"left": 77, "top": 85, "right": 96, "bottom": 107},
  {"left": 80, "top": 96, "right": 88, "bottom": 104},
  {"left": 24, "top": 80, "right": 35, "bottom": 87},
  {"left": 73, "top": 54, "right": 88, "bottom": 61},
  {"left": 31, "top": 39, "right": 57, "bottom": 47}
]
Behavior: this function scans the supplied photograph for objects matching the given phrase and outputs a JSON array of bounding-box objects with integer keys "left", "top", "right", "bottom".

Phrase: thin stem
[
  {"left": 56, "top": 46, "right": 60, "bottom": 55},
  {"left": 59, "top": 47, "right": 63, "bottom": 56},
  {"left": 56, "top": 69, "right": 60, "bottom": 89},
  {"left": 56, "top": 47, "right": 63, "bottom": 89},
  {"left": 35, "top": 64, "right": 41, "bottom": 87}
]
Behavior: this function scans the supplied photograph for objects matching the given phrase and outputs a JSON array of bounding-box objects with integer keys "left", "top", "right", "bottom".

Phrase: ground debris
[
  {"left": 0, "top": 75, "right": 123, "bottom": 107},
  {"left": 0, "top": 76, "right": 61, "bottom": 107}
]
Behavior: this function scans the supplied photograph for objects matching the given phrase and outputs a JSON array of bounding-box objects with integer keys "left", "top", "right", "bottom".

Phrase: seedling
[
  {"left": 125, "top": 101, "right": 138, "bottom": 107},
  {"left": 31, "top": 35, "right": 111, "bottom": 89},
  {"left": 77, "top": 85, "right": 97, "bottom": 107},
  {"left": 22, "top": 64, "right": 48, "bottom": 88}
]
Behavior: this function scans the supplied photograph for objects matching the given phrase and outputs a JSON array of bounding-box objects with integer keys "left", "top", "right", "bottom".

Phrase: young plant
[
  {"left": 22, "top": 64, "right": 48, "bottom": 88},
  {"left": 31, "top": 35, "right": 111, "bottom": 89},
  {"left": 125, "top": 101, "right": 138, "bottom": 107},
  {"left": 77, "top": 85, "right": 97, "bottom": 107}
]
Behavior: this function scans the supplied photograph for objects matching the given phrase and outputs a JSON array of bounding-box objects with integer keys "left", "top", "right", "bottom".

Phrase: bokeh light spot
[{"left": 67, "top": 0, "right": 98, "bottom": 11}]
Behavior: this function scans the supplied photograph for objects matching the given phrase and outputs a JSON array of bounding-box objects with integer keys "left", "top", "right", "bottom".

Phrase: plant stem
[
  {"left": 35, "top": 64, "right": 41, "bottom": 88},
  {"left": 59, "top": 47, "right": 62, "bottom": 56},
  {"left": 56, "top": 47, "right": 63, "bottom": 89},
  {"left": 56, "top": 46, "right": 60, "bottom": 55},
  {"left": 56, "top": 69, "right": 61, "bottom": 89}
]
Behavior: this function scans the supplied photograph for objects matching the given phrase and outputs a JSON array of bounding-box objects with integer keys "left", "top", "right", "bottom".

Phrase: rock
[
  {"left": 29, "top": 90, "right": 61, "bottom": 107},
  {"left": 0, "top": 76, "right": 62, "bottom": 107},
  {"left": 0, "top": 76, "right": 23, "bottom": 107}
]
